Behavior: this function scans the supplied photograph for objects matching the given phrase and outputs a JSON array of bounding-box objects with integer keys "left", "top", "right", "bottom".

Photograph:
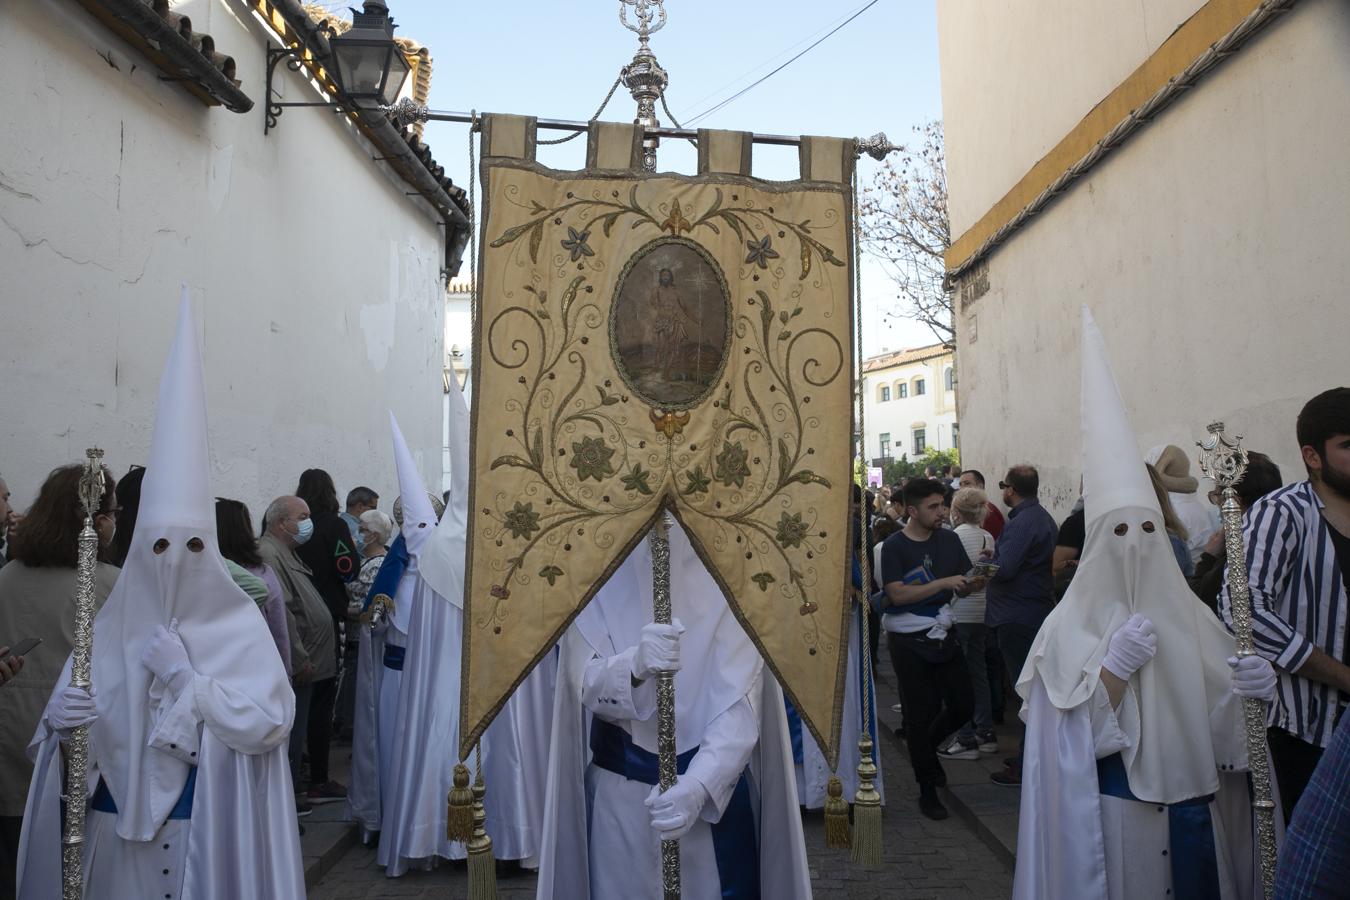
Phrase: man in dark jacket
[{"left": 985, "top": 464, "right": 1058, "bottom": 786}]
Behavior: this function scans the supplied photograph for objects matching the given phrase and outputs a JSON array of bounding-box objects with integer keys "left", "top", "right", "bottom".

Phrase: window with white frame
[
  {"left": 879, "top": 433, "right": 891, "bottom": 459},
  {"left": 944, "top": 368, "right": 954, "bottom": 391},
  {"left": 914, "top": 378, "right": 926, "bottom": 396},
  {"left": 913, "top": 428, "right": 927, "bottom": 455},
  {"left": 897, "top": 382, "right": 908, "bottom": 399},
  {"left": 879, "top": 385, "right": 890, "bottom": 402}
]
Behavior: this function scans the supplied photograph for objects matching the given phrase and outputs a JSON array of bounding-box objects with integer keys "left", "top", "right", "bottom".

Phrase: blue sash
[
  {"left": 783, "top": 696, "right": 804, "bottom": 765},
  {"left": 589, "top": 718, "right": 760, "bottom": 898},
  {"left": 91, "top": 766, "right": 197, "bottom": 820},
  {"left": 1096, "top": 753, "right": 1220, "bottom": 900},
  {"left": 364, "top": 534, "right": 408, "bottom": 612},
  {"left": 383, "top": 643, "right": 406, "bottom": 671}
]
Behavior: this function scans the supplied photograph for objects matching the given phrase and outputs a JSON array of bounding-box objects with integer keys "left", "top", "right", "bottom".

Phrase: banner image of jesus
[{"left": 611, "top": 238, "right": 729, "bottom": 410}]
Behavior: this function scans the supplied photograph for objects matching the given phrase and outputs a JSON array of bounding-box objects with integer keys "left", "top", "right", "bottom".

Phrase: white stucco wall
[
  {"left": 0, "top": 1, "right": 447, "bottom": 517},
  {"left": 947, "top": 0, "right": 1350, "bottom": 516},
  {"left": 861, "top": 352, "right": 958, "bottom": 463},
  {"left": 937, "top": 0, "right": 1205, "bottom": 234}
]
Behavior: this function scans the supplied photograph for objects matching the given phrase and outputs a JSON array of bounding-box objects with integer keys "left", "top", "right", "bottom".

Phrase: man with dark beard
[{"left": 1224, "top": 387, "right": 1350, "bottom": 818}]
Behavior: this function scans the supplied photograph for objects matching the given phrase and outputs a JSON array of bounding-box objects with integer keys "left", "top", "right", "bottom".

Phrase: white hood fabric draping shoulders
[
  {"left": 536, "top": 520, "right": 811, "bottom": 899},
  {"left": 18, "top": 290, "right": 301, "bottom": 899},
  {"left": 1018, "top": 306, "right": 1238, "bottom": 805}
]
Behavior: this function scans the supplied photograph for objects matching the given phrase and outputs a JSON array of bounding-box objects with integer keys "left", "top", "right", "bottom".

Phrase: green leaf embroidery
[
  {"left": 490, "top": 455, "right": 533, "bottom": 472},
  {"left": 751, "top": 572, "right": 777, "bottom": 592},
  {"left": 538, "top": 565, "right": 564, "bottom": 586},
  {"left": 682, "top": 466, "right": 711, "bottom": 496},
  {"left": 621, "top": 464, "right": 654, "bottom": 496}
]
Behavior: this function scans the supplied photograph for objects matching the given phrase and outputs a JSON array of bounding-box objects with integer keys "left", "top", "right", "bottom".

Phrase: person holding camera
[{"left": 877, "top": 478, "right": 985, "bottom": 820}]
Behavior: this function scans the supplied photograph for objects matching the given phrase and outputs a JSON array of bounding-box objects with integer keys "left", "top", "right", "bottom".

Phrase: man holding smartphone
[{"left": 878, "top": 478, "right": 985, "bottom": 820}]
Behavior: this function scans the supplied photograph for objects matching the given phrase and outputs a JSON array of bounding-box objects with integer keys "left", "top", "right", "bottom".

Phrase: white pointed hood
[
  {"left": 1016, "top": 306, "right": 1236, "bottom": 804},
  {"left": 419, "top": 373, "right": 470, "bottom": 608},
  {"left": 1080, "top": 310, "right": 1160, "bottom": 526},
  {"left": 390, "top": 412, "right": 437, "bottom": 555},
  {"left": 89, "top": 288, "right": 293, "bottom": 840}
]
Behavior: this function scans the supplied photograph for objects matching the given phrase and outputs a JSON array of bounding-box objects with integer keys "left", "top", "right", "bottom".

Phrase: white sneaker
[
  {"left": 936, "top": 736, "right": 980, "bottom": 761},
  {"left": 976, "top": 731, "right": 1000, "bottom": 754},
  {"left": 891, "top": 702, "right": 903, "bottom": 713}
]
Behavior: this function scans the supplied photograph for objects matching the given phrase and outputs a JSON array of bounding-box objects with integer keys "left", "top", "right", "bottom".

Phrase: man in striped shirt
[{"left": 1223, "top": 387, "right": 1350, "bottom": 819}]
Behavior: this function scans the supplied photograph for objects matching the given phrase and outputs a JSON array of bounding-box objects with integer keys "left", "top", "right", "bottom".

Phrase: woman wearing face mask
[{"left": 0, "top": 464, "right": 117, "bottom": 889}]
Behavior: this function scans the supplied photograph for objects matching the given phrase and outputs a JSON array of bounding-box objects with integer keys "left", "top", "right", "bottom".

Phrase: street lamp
[
  {"left": 264, "top": 0, "right": 410, "bottom": 134},
  {"left": 328, "top": 1, "right": 410, "bottom": 106}
]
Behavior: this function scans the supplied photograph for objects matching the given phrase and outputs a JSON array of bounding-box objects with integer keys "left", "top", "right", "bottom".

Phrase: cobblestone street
[{"left": 309, "top": 663, "right": 1014, "bottom": 899}]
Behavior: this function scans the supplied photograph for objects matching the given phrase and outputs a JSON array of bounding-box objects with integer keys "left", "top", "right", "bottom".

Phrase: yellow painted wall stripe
[{"left": 945, "top": 0, "right": 1277, "bottom": 272}]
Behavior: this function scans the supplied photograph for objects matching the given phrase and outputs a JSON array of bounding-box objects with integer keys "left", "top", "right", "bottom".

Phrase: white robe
[
  {"left": 18, "top": 661, "right": 304, "bottom": 900},
  {"left": 795, "top": 603, "right": 883, "bottom": 809},
  {"left": 536, "top": 525, "right": 811, "bottom": 900},
  {"left": 376, "top": 562, "right": 555, "bottom": 874},
  {"left": 1013, "top": 675, "right": 1271, "bottom": 900},
  {"left": 347, "top": 621, "right": 384, "bottom": 842}
]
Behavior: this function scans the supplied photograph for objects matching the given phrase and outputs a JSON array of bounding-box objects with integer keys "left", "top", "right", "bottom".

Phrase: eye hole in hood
[
  {"left": 153, "top": 538, "right": 170, "bottom": 554},
  {"left": 1141, "top": 521, "right": 1156, "bottom": 534},
  {"left": 1113, "top": 523, "right": 1129, "bottom": 536},
  {"left": 186, "top": 537, "right": 205, "bottom": 552}
]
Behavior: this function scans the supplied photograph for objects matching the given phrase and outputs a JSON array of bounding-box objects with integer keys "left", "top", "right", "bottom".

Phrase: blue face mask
[{"left": 292, "top": 517, "right": 315, "bottom": 546}]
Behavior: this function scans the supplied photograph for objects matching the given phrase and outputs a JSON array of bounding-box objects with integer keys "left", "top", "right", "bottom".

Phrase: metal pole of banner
[
  {"left": 63, "top": 448, "right": 104, "bottom": 900},
  {"left": 1196, "top": 423, "right": 1278, "bottom": 900},
  {"left": 647, "top": 513, "right": 680, "bottom": 899},
  {"left": 384, "top": 100, "right": 903, "bottom": 161}
]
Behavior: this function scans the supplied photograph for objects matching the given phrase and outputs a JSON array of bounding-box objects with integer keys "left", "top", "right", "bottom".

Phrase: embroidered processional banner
[{"left": 462, "top": 115, "right": 856, "bottom": 763}]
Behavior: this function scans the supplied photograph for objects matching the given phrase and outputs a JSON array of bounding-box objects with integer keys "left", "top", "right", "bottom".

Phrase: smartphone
[{"left": 6, "top": 637, "right": 42, "bottom": 657}]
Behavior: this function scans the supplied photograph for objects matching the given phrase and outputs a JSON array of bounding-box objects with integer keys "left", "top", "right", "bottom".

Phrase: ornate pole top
[
  {"left": 855, "top": 132, "right": 901, "bottom": 162},
  {"left": 620, "top": 0, "right": 667, "bottom": 52},
  {"left": 79, "top": 448, "right": 105, "bottom": 520},
  {"left": 1197, "top": 421, "right": 1249, "bottom": 490}
]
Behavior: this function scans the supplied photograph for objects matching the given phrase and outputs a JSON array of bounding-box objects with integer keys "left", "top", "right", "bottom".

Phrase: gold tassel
[
  {"left": 446, "top": 763, "right": 473, "bottom": 843},
  {"left": 823, "top": 775, "right": 852, "bottom": 849},
  {"left": 850, "top": 735, "right": 883, "bottom": 867},
  {"left": 467, "top": 768, "right": 497, "bottom": 899}
]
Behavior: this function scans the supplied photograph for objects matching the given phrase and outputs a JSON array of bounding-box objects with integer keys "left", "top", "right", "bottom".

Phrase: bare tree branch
[{"left": 858, "top": 121, "right": 952, "bottom": 344}]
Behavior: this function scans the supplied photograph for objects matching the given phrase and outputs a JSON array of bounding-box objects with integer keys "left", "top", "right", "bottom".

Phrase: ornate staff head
[
  {"left": 1196, "top": 422, "right": 1248, "bottom": 495},
  {"left": 620, "top": 0, "right": 667, "bottom": 52},
  {"left": 79, "top": 448, "right": 106, "bottom": 522}
]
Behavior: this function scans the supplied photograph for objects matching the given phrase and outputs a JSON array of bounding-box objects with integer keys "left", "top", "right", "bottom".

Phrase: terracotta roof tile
[
  {"left": 861, "top": 342, "right": 951, "bottom": 373},
  {"left": 76, "top": 0, "right": 251, "bottom": 112}
]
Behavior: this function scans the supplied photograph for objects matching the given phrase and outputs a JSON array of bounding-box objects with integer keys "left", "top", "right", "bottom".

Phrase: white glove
[
  {"left": 631, "top": 619, "right": 684, "bottom": 681},
  {"left": 1101, "top": 614, "right": 1158, "bottom": 680},
  {"left": 645, "top": 777, "right": 709, "bottom": 841},
  {"left": 1229, "top": 655, "right": 1277, "bottom": 702},
  {"left": 48, "top": 685, "right": 98, "bottom": 734},
  {"left": 142, "top": 620, "right": 193, "bottom": 694}
]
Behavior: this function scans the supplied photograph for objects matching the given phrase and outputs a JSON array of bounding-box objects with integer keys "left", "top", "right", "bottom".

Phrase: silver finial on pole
[
  {"left": 620, "top": 0, "right": 669, "bottom": 172},
  {"left": 647, "top": 511, "right": 680, "bottom": 899},
  {"left": 1196, "top": 422, "right": 1277, "bottom": 900}
]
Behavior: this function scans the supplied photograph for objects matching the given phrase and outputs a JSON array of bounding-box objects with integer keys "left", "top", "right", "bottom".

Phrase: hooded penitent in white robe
[
  {"left": 792, "top": 600, "right": 883, "bottom": 809},
  {"left": 1012, "top": 308, "right": 1270, "bottom": 900},
  {"left": 18, "top": 292, "right": 303, "bottom": 900},
  {"left": 374, "top": 385, "right": 553, "bottom": 876},
  {"left": 535, "top": 519, "right": 811, "bottom": 900}
]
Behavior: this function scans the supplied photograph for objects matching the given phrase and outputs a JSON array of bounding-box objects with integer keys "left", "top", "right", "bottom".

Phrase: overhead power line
[{"left": 683, "top": 0, "right": 883, "bottom": 129}]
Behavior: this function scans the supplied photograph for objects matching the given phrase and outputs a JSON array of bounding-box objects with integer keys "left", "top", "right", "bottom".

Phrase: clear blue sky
[{"left": 362, "top": 0, "right": 945, "bottom": 354}]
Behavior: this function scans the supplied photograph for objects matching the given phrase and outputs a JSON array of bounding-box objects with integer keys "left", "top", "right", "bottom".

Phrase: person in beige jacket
[
  {"left": 0, "top": 464, "right": 119, "bottom": 900},
  {"left": 258, "top": 495, "right": 335, "bottom": 817}
]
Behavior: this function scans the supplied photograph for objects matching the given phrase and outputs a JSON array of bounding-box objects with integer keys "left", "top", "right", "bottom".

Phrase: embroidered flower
[
  {"left": 490, "top": 584, "right": 511, "bottom": 600},
  {"left": 750, "top": 572, "right": 776, "bottom": 592},
  {"left": 775, "top": 511, "right": 808, "bottom": 549},
  {"left": 682, "top": 465, "right": 711, "bottom": 496},
  {"left": 502, "top": 501, "right": 541, "bottom": 540},
  {"left": 745, "top": 235, "right": 780, "bottom": 269},
  {"left": 569, "top": 436, "right": 616, "bottom": 483},
  {"left": 621, "top": 463, "right": 654, "bottom": 496},
  {"left": 714, "top": 440, "right": 751, "bottom": 488},
  {"left": 560, "top": 227, "right": 595, "bottom": 262}
]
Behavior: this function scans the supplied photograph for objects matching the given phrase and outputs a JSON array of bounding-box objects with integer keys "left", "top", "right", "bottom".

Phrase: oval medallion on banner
[{"left": 610, "top": 237, "right": 731, "bottom": 412}]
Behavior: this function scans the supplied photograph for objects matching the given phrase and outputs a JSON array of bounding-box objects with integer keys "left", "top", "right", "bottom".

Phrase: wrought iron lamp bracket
[{"left": 264, "top": 45, "right": 345, "bottom": 135}]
